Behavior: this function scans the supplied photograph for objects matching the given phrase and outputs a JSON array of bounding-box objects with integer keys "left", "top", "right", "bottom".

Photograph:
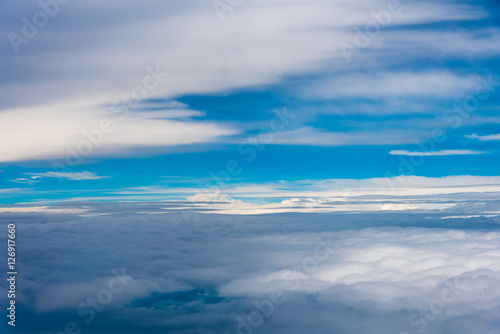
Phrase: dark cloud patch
[{"left": 126, "top": 288, "right": 230, "bottom": 311}]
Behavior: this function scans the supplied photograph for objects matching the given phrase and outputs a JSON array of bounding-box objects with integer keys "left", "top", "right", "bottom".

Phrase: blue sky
[{"left": 0, "top": 0, "right": 499, "bottom": 207}]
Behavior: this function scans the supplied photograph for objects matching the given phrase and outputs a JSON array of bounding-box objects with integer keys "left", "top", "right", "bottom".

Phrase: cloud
[
  {"left": 466, "top": 133, "right": 500, "bottom": 141},
  {"left": 0, "top": 1, "right": 497, "bottom": 163},
  {"left": 0, "top": 188, "right": 24, "bottom": 193},
  {"left": 27, "top": 171, "right": 109, "bottom": 181},
  {"left": 1, "top": 203, "right": 499, "bottom": 333},
  {"left": 187, "top": 192, "right": 241, "bottom": 203},
  {"left": 381, "top": 27, "right": 500, "bottom": 59},
  {"left": 0, "top": 101, "right": 236, "bottom": 162},
  {"left": 93, "top": 175, "right": 500, "bottom": 215},
  {"left": 10, "top": 177, "right": 41, "bottom": 185},
  {"left": 300, "top": 71, "right": 481, "bottom": 100},
  {"left": 0, "top": 206, "right": 89, "bottom": 214},
  {"left": 280, "top": 197, "right": 326, "bottom": 206},
  {"left": 250, "top": 126, "right": 428, "bottom": 146},
  {"left": 389, "top": 150, "right": 486, "bottom": 156},
  {"left": 0, "top": 0, "right": 485, "bottom": 110},
  {"left": 219, "top": 227, "right": 500, "bottom": 294},
  {"left": 6, "top": 175, "right": 499, "bottom": 215}
]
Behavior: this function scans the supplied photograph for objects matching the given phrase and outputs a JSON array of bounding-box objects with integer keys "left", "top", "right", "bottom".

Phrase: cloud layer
[{"left": 0, "top": 203, "right": 499, "bottom": 333}]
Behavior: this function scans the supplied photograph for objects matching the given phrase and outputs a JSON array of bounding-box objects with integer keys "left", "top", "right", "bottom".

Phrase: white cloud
[
  {"left": 301, "top": 72, "right": 481, "bottom": 100},
  {"left": 250, "top": 126, "right": 428, "bottom": 146},
  {"left": 0, "top": 1, "right": 495, "bottom": 162},
  {"left": 1, "top": 0, "right": 484, "bottom": 109},
  {"left": 103, "top": 176, "right": 500, "bottom": 215},
  {"left": 441, "top": 215, "right": 498, "bottom": 219},
  {"left": 220, "top": 228, "right": 500, "bottom": 296},
  {"left": 466, "top": 133, "right": 500, "bottom": 141},
  {"left": 11, "top": 177, "right": 41, "bottom": 185},
  {"left": 0, "top": 188, "right": 24, "bottom": 193},
  {"left": 187, "top": 192, "right": 241, "bottom": 203},
  {"left": 389, "top": 150, "right": 486, "bottom": 156},
  {"left": 0, "top": 206, "right": 89, "bottom": 214},
  {"left": 0, "top": 101, "right": 236, "bottom": 162},
  {"left": 27, "top": 171, "right": 109, "bottom": 181},
  {"left": 382, "top": 27, "right": 500, "bottom": 59}
]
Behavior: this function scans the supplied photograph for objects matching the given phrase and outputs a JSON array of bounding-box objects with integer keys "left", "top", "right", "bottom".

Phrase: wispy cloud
[
  {"left": 301, "top": 71, "right": 480, "bottom": 100},
  {"left": 27, "top": 171, "right": 109, "bottom": 181},
  {"left": 0, "top": 206, "right": 89, "bottom": 214},
  {"left": 466, "top": 133, "right": 500, "bottom": 141},
  {"left": 389, "top": 150, "right": 486, "bottom": 156},
  {"left": 11, "top": 177, "right": 41, "bottom": 185},
  {"left": 2, "top": 0, "right": 484, "bottom": 110},
  {"left": 0, "top": 101, "right": 236, "bottom": 162},
  {"left": 254, "top": 126, "right": 427, "bottom": 146},
  {"left": 0, "top": 0, "right": 497, "bottom": 165}
]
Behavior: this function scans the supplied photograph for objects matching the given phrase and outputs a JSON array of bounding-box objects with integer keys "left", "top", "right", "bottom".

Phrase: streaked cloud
[
  {"left": 300, "top": 72, "right": 480, "bottom": 100},
  {"left": 0, "top": 101, "right": 236, "bottom": 162},
  {"left": 0, "top": 206, "right": 89, "bottom": 214},
  {"left": 466, "top": 133, "right": 500, "bottom": 141},
  {"left": 389, "top": 149, "right": 486, "bottom": 156},
  {"left": 249, "top": 126, "right": 427, "bottom": 146},
  {"left": 26, "top": 171, "right": 109, "bottom": 181},
  {"left": 10, "top": 177, "right": 41, "bottom": 185},
  {"left": 1, "top": 0, "right": 485, "bottom": 109}
]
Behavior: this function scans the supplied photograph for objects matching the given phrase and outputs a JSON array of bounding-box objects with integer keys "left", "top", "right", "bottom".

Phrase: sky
[
  {"left": 0, "top": 0, "right": 499, "bottom": 206},
  {"left": 1, "top": 1, "right": 500, "bottom": 333}
]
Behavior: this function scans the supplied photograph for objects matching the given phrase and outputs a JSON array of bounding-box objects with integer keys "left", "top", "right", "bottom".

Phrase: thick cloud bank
[{"left": 0, "top": 203, "right": 499, "bottom": 333}]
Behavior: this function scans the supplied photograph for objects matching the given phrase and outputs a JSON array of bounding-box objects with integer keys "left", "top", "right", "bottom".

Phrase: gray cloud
[{"left": 1, "top": 202, "right": 499, "bottom": 333}]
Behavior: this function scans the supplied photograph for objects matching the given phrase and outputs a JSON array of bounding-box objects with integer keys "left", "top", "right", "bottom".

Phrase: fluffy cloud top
[{"left": 187, "top": 192, "right": 241, "bottom": 203}]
